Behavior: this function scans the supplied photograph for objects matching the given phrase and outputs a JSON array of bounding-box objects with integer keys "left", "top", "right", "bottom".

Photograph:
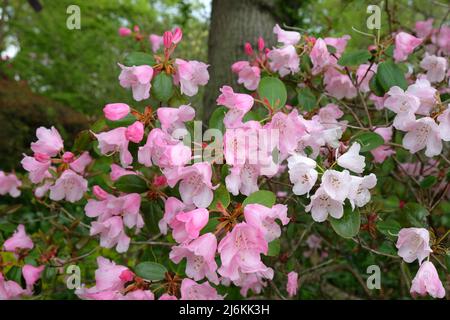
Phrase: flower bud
[
  {"left": 258, "top": 37, "right": 265, "bottom": 51},
  {"left": 34, "top": 152, "right": 50, "bottom": 163},
  {"left": 172, "top": 27, "right": 183, "bottom": 44},
  {"left": 62, "top": 151, "right": 75, "bottom": 163},
  {"left": 153, "top": 175, "right": 167, "bottom": 187},
  {"left": 244, "top": 42, "right": 254, "bottom": 56},
  {"left": 163, "top": 31, "right": 173, "bottom": 49},
  {"left": 126, "top": 121, "right": 144, "bottom": 143},
  {"left": 119, "top": 269, "right": 135, "bottom": 282},
  {"left": 103, "top": 103, "right": 130, "bottom": 121},
  {"left": 118, "top": 27, "right": 132, "bottom": 37},
  {"left": 93, "top": 185, "right": 108, "bottom": 201}
]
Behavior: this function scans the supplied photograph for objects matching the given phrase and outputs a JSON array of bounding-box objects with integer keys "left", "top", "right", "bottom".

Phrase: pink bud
[
  {"left": 264, "top": 48, "right": 271, "bottom": 55},
  {"left": 119, "top": 269, "right": 135, "bottom": 282},
  {"left": 103, "top": 103, "right": 130, "bottom": 121},
  {"left": 34, "top": 152, "right": 50, "bottom": 163},
  {"left": 153, "top": 175, "right": 167, "bottom": 187},
  {"left": 93, "top": 185, "right": 108, "bottom": 201},
  {"left": 126, "top": 121, "right": 144, "bottom": 143},
  {"left": 62, "top": 152, "right": 75, "bottom": 163},
  {"left": 163, "top": 31, "right": 173, "bottom": 49},
  {"left": 118, "top": 27, "right": 132, "bottom": 37},
  {"left": 258, "top": 37, "right": 265, "bottom": 51},
  {"left": 133, "top": 25, "right": 140, "bottom": 33},
  {"left": 172, "top": 27, "right": 183, "bottom": 44},
  {"left": 244, "top": 42, "right": 254, "bottom": 56}
]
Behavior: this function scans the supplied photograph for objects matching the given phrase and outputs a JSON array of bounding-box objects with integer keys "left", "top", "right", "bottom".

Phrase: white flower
[
  {"left": 337, "top": 143, "right": 366, "bottom": 174},
  {"left": 287, "top": 154, "right": 318, "bottom": 196},
  {"left": 347, "top": 173, "right": 377, "bottom": 209},
  {"left": 305, "top": 187, "right": 344, "bottom": 222},
  {"left": 320, "top": 169, "right": 351, "bottom": 201}
]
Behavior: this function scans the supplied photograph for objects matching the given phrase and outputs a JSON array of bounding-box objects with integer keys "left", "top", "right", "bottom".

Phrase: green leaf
[
  {"left": 202, "top": 217, "right": 220, "bottom": 234},
  {"left": 369, "top": 74, "right": 385, "bottom": 97},
  {"left": 134, "top": 262, "right": 167, "bottom": 281},
  {"left": 124, "top": 52, "right": 155, "bottom": 67},
  {"left": 6, "top": 266, "right": 22, "bottom": 285},
  {"left": 297, "top": 88, "right": 316, "bottom": 111},
  {"left": 106, "top": 114, "right": 136, "bottom": 129},
  {"left": 420, "top": 176, "right": 437, "bottom": 189},
  {"left": 209, "top": 106, "right": 227, "bottom": 133},
  {"left": 338, "top": 50, "right": 371, "bottom": 66},
  {"left": 377, "top": 219, "right": 401, "bottom": 237},
  {"left": 72, "top": 130, "right": 92, "bottom": 153},
  {"left": 209, "top": 185, "right": 230, "bottom": 211},
  {"left": 151, "top": 72, "right": 174, "bottom": 103},
  {"left": 376, "top": 60, "right": 408, "bottom": 92},
  {"left": 267, "top": 239, "right": 281, "bottom": 256},
  {"left": 257, "top": 76, "right": 287, "bottom": 109},
  {"left": 352, "top": 132, "right": 385, "bottom": 152},
  {"left": 329, "top": 207, "right": 361, "bottom": 238},
  {"left": 243, "top": 190, "right": 276, "bottom": 208},
  {"left": 403, "top": 203, "right": 429, "bottom": 227},
  {"left": 115, "top": 175, "right": 148, "bottom": 193}
]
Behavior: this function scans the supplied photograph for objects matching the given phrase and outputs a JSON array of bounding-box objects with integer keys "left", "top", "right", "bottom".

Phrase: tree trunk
[{"left": 202, "top": 0, "right": 278, "bottom": 121}]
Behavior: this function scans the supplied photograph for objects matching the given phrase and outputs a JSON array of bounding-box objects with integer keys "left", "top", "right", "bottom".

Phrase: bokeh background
[{"left": 0, "top": 0, "right": 447, "bottom": 169}]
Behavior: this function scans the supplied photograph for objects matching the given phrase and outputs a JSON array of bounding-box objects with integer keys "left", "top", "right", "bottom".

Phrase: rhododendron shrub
[{"left": 1, "top": 20, "right": 450, "bottom": 301}]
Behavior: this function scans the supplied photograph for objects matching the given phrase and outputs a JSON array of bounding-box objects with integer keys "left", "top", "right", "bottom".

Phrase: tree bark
[{"left": 202, "top": 0, "right": 278, "bottom": 121}]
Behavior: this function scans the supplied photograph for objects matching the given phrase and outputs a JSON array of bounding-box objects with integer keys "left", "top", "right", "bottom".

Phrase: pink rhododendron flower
[
  {"left": 396, "top": 228, "right": 432, "bottom": 264},
  {"left": 267, "top": 45, "right": 300, "bottom": 77},
  {"left": 305, "top": 187, "right": 344, "bottom": 222},
  {"left": 69, "top": 152, "right": 92, "bottom": 174},
  {"left": 244, "top": 203, "right": 289, "bottom": 242},
  {"left": 170, "top": 233, "right": 219, "bottom": 284},
  {"left": 410, "top": 261, "right": 445, "bottom": 299},
  {"left": 0, "top": 273, "right": 27, "bottom": 300},
  {"left": 21, "top": 155, "right": 51, "bottom": 184},
  {"left": 218, "top": 222, "right": 273, "bottom": 283},
  {"left": 286, "top": 271, "right": 298, "bottom": 297},
  {"left": 159, "top": 293, "right": 178, "bottom": 300},
  {"left": 437, "top": 107, "right": 450, "bottom": 141},
  {"left": 157, "top": 105, "right": 195, "bottom": 134},
  {"left": 356, "top": 63, "right": 378, "bottom": 93},
  {"left": 31, "top": 126, "right": 64, "bottom": 157},
  {"left": 49, "top": 169, "right": 88, "bottom": 203},
  {"left": 22, "top": 265, "right": 44, "bottom": 290},
  {"left": 169, "top": 208, "right": 209, "bottom": 243},
  {"left": 394, "top": 32, "right": 422, "bottom": 62},
  {"left": 432, "top": 25, "right": 450, "bottom": 55},
  {"left": 336, "top": 143, "right": 366, "bottom": 174},
  {"left": 310, "top": 38, "right": 332, "bottom": 75},
  {"left": 287, "top": 154, "right": 317, "bottom": 196},
  {"left": 225, "top": 163, "right": 261, "bottom": 196},
  {"left": 324, "top": 35, "right": 351, "bottom": 55},
  {"left": 347, "top": 174, "right": 377, "bottom": 209},
  {"left": 103, "top": 103, "right": 130, "bottom": 121},
  {"left": 110, "top": 164, "right": 137, "bottom": 181},
  {"left": 149, "top": 34, "right": 163, "bottom": 53},
  {"left": 165, "top": 162, "right": 215, "bottom": 208},
  {"left": 180, "top": 278, "right": 223, "bottom": 300},
  {"left": 90, "top": 216, "right": 130, "bottom": 253},
  {"left": 415, "top": 19, "right": 434, "bottom": 39},
  {"left": 323, "top": 67, "right": 357, "bottom": 99},
  {"left": 3, "top": 224, "right": 34, "bottom": 252},
  {"left": 273, "top": 24, "right": 300, "bottom": 46},
  {"left": 174, "top": 59, "right": 209, "bottom": 96},
  {"left": 231, "top": 61, "right": 260, "bottom": 91},
  {"left": 406, "top": 78, "right": 437, "bottom": 115},
  {"left": 371, "top": 126, "right": 396, "bottom": 163},
  {"left": 95, "top": 127, "right": 132, "bottom": 167},
  {"left": 125, "top": 121, "right": 144, "bottom": 143},
  {"left": 384, "top": 86, "right": 420, "bottom": 130},
  {"left": 420, "top": 53, "right": 447, "bottom": 83},
  {"left": 0, "top": 171, "right": 21, "bottom": 197},
  {"left": 118, "top": 27, "right": 132, "bottom": 37},
  {"left": 217, "top": 86, "right": 254, "bottom": 128},
  {"left": 402, "top": 117, "right": 442, "bottom": 157},
  {"left": 118, "top": 63, "right": 154, "bottom": 101},
  {"left": 62, "top": 151, "right": 75, "bottom": 163},
  {"left": 159, "top": 197, "right": 190, "bottom": 234}
]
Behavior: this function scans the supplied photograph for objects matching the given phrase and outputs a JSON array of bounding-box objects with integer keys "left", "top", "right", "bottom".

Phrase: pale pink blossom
[
  {"left": 305, "top": 187, "right": 344, "bottom": 222},
  {"left": 437, "top": 107, "right": 450, "bottom": 141},
  {"left": 225, "top": 163, "right": 260, "bottom": 196},
  {"left": 244, "top": 203, "right": 289, "bottom": 242},
  {"left": 217, "top": 86, "right": 254, "bottom": 128},
  {"left": 159, "top": 197, "right": 188, "bottom": 235},
  {"left": 118, "top": 63, "right": 154, "bottom": 101},
  {"left": 310, "top": 38, "right": 332, "bottom": 75},
  {"left": 165, "top": 162, "right": 215, "bottom": 208},
  {"left": 396, "top": 228, "right": 432, "bottom": 264},
  {"left": 323, "top": 67, "right": 357, "bottom": 99},
  {"left": 337, "top": 143, "right": 366, "bottom": 174},
  {"left": 70, "top": 152, "right": 92, "bottom": 174},
  {"left": 21, "top": 155, "right": 50, "bottom": 184},
  {"left": 170, "top": 233, "right": 219, "bottom": 284},
  {"left": 347, "top": 174, "right": 377, "bottom": 209},
  {"left": 432, "top": 25, "right": 450, "bottom": 55},
  {"left": 110, "top": 164, "right": 136, "bottom": 181},
  {"left": 420, "top": 53, "right": 447, "bottom": 83},
  {"left": 415, "top": 19, "right": 434, "bottom": 39},
  {"left": 318, "top": 103, "right": 344, "bottom": 128},
  {"left": 384, "top": 86, "right": 420, "bottom": 130},
  {"left": 410, "top": 261, "right": 445, "bottom": 299},
  {"left": 231, "top": 61, "right": 260, "bottom": 91},
  {"left": 321, "top": 169, "right": 351, "bottom": 201},
  {"left": 90, "top": 216, "right": 130, "bottom": 253},
  {"left": 157, "top": 105, "right": 195, "bottom": 134},
  {"left": 169, "top": 208, "right": 209, "bottom": 243},
  {"left": 22, "top": 265, "right": 44, "bottom": 290},
  {"left": 356, "top": 63, "right": 378, "bottom": 92},
  {"left": 324, "top": 35, "right": 351, "bottom": 55},
  {"left": 95, "top": 127, "right": 132, "bottom": 167},
  {"left": 371, "top": 127, "right": 395, "bottom": 163},
  {"left": 267, "top": 45, "right": 300, "bottom": 77},
  {"left": 3, "top": 224, "right": 34, "bottom": 252},
  {"left": 273, "top": 24, "right": 300, "bottom": 46},
  {"left": 393, "top": 32, "right": 422, "bottom": 62},
  {"left": 286, "top": 271, "right": 298, "bottom": 297},
  {"left": 287, "top": 154, "right": 317, "bottom": 196},
  {"left": 402, "top": 117, "right": 442, "bottom": 157},
  {"left": 0, "top": 171, "right": 21, "bottom": 197},
  {"left": 49, "top": 169, "right": 88, "bottom": 203},
  {"left": 159, "top": 293, "right": 178, "bottom": 300},
  {"left": 149, "top": 34, "right": 163, "bottom": 53},
  {"left": 103, "top": 103, "right": 130, "bottom": 121},
  {"left": 180, "top": 278, "right": 223, "bottom": 300},
  {"left": 0, "top": 273, "right": 26, "bottom": 300},
  {"left": 174, "top": 59, "right": 209, "bottom": 96},
  {"left": 31, "top": 126, "right": 64, "bottom": 157},
  {"left": 406, "top": 78, "right": 437, "bottom": 115}
]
